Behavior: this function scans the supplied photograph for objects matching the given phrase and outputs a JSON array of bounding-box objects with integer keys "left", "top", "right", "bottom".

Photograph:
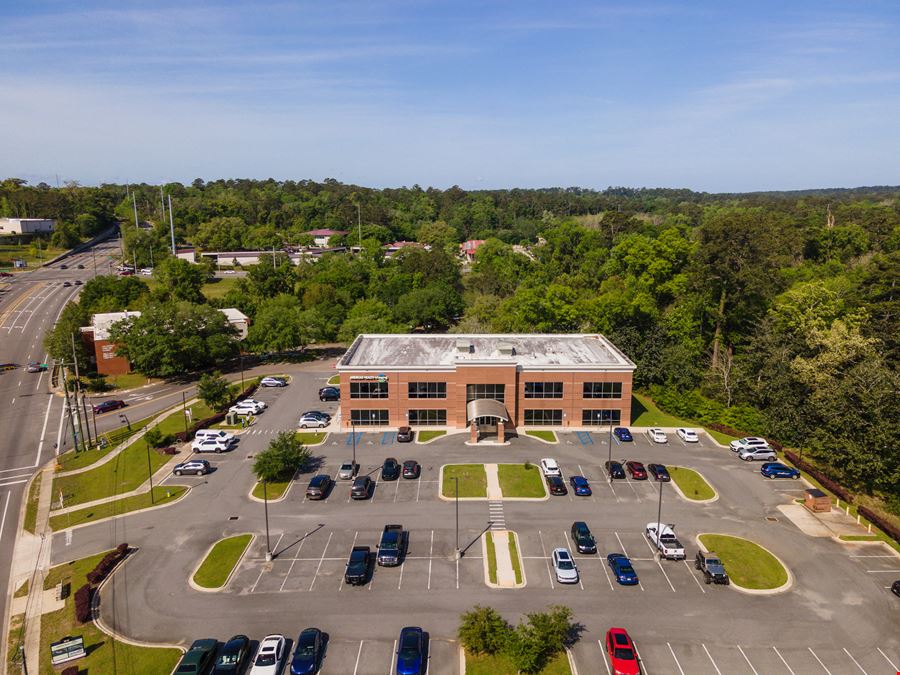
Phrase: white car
[
  {"left": 223, "top": 269, "right": 236, "bottom": 275},
  {"left": 647, "top": 428, "right": 668, "bottom": 443},
  {"left": 191, "top": 438, "right": 230, "bottom": 453},
  {"left": 230, "top": 400, "right": 264, "bottom": 415},
  {"left": 194, "top": 429, "right": 235, "bottom": 444},
  {"left": 539, "top": 458, "right": 561, "bottom": 477},
  {"left": 676, "top": 428, "right": 699, "bottom": 443},
  {"left": 338, "top": 461, "right": 359, "bottom": 480},
  {"left": 730, "top": 437, "right": 770, "bottom": 453},
  {"left": 551, "top": 548, "right": 579, "bottom": 584},
  {"left": 739, "top": 447, "right": 777, "bottom": 462},
  {"left": 298, "top": 413, "right": 328, "bottom": 429},
  {"left": 139, "top": 268, "right": 153, "bottom": 275},
  {"left": 249, "top": 634, "right": 286, "bottom": 675},
  {"left": 260, "top": 377, "right": 287, "bottom": 387}
]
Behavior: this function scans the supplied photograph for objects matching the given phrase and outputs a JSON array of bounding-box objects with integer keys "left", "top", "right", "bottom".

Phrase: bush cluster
[
  {"left": 74, "top": 584, "right": 92, "bottom": 623},
  {"left": 174, "top": 382, "right": 258, "bottom": 442},
  {"left": 61, "top": 666, "right": 78, "bottom": 675},
  {"left": 85, "top": 543, "right": 129, "bottom": 585},
  {"left": 858, "top": 506, "right": 900, "bottom": 546},
  {"left": 648, "top": 386, "right": 768, "bottom": 435}
]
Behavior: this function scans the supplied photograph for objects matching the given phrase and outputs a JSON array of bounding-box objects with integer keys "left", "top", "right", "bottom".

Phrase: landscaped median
[
  {"left": 697, "top": 534, "right": 791, "bottom": 592},
  {"left": 417, "top": 429, "right": 446, "bottom": 443},
  {"left": 49, "top": 486, "right": 189, "bottom": 531},
  {"left": 441, "top": 463, "right": 548, "bottom": 500},
  {"left": 525, "top": 430, "right": 557, "bottom": 443},
  {"left": 191, "top": 534, "right": 253, "bottom": 591},
  {"left": 251, "top": 478, "right": 292, "bottom": 501},
  {"left": 442, "top": 464, "right": 488, "bottom": 498},
  {"left": 497, "top": 464, "right": 545, "bottom": 498},
  {"left": 668, "top": 466, "right": 717, "bottom": 502}
]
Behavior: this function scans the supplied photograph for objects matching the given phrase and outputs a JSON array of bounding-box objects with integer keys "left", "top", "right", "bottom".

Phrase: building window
[
  {"left": 350, "top": 410, "right": 389, "bottom": 426},
  {"left": 350, "top": 381, "right": 389, "bottom": 399},
  {"left": 524, "top": 409, "right": 563, "bottom": 426},
  {"left": 524, "top": 382, "right": 563, "bottom": 399},
  {"left": 582, "top": 410, "right": 622, "bottom": 425},
  {"left": 466, "top": 384, "right": 505, "bottom": 403},
  {"left": 408, "top": 382, "right": 447, "bottom": 399},
  {"left": 582, "top": 382, "right": 623, "bottom": 399},
  {"left": 408, "top": 409, "right": 447, "bottom": 425}
]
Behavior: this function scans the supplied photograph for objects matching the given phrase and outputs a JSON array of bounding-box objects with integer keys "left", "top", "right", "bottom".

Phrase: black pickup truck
[
  {"left": 376, "top": 525, "right": 406, "bottom": 566},
  {"left": 695, "top": 550, "right": 729, "bottom": 585},
  {"left": 345, "top": 546, "right": 372, "bottom": 585}
]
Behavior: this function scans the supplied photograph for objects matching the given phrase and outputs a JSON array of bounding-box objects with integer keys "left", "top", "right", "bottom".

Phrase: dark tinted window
[
  {"left": 524, "top": 409, "right": 562, "bottom": 425},
  {"left": 582, "top": 409, "right": 622, "bottom": 425},
  {"left": 408, "top": 382, "right": 447, "bottom": 398},
  {"left": 524, "top": 382, "right": 563, "bottom": 398},
  {"left": 408, "top": 409, "right": 447, "bottom": 425},
  {"left": 583, "top": 382, "right": 623, "bottom": 399},
  {"left": 350, "top": 382, "right": 388, "bottom": 399}
]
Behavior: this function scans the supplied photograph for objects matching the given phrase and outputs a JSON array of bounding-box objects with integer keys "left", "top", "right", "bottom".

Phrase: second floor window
[{"left": 350, "top": 381, "right": 389, "bottom": 399}]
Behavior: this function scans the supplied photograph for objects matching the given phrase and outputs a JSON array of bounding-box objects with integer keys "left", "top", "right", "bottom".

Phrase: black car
[
  {"left": 546, "top": 475, "right": 567, "bottom": 495},
  {"left": 62, "top": 281, "right": 72, "bottom": 287},
  {"left": 290, "top": 627, "right": 324, "bottom": 675},
  {"left": 381, "top": 457, "right": 401, "bottom": 481},
  {"left": 570, "top": 521, "right": 597, "bottom": 554},
  {"left": 351, "top": 476, "right": 373, "bottom": 499},
  {"left": 302, "top": 410, "right": 332, "bottom": 422},
  {"left": 211, "top": 634, "right": 251, "bottom": 674},
  {"left": 344, "top": 546, "right": 371, "bottom": 585},
  {"left": 605, "top": 460, "right": 625, "bottom": 479},
  {"left": 648, "top": 463, "right": 671, "bottom": 482},
  {"left": 892, "top": 580, "right": 900, "bottom": 597},
  {"left": 318, "top": 386, "right": 340, "bottom": 402},
  {"left": 306, "top": 474, "right": 333, "bottom": 500},
  {"left": 397, "top": 426, "right": 414, "bottom": 443},
  {"left": 60, "top": 264, "right": 68, "bottom": 269},
  {"left": 402, "top": 460, "right": 420, "bottom": 479},
  {"left": 174, "top": 638, "right": 217, "bottom": 675},
  {"left": 93, "top": 399, "right": 126, "bottom": 414},
  {"left": 74, "top": 280, "right": 82, "bottom": 285},
  {"left": 76, "top": 264, "right": 85, "bottom": 269}
]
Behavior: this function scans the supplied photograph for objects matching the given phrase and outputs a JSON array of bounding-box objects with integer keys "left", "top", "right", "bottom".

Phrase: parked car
[
  {"left": 0, "top": 363, "right": 18, "bottom": 371},
  {"left": 174, "top": 638, "right": 218, "bottom": 675},
  {"left": 93, "top": 399, "right": 126, "bottom": 414},
  {"left": 192, "top": 438, "right": 232, "bottom": 454},
  {"left": 381, "top": 457, "right": 401, "bottom": 481},
  {"left": 338, "top": 461, "right": 358, "bottom": 480},
  {"left": 625, "top": 461, "right": 647, "bottom": 480},
  {"left": 647, "top": 463, "right": 670, "bottom": 482},
  {"left": 351, "top": 476, "right": 373, "bottom": 499},
  {"left": 173, "top": 460, "right": 211, "bottom": 476},
  {"left": 344, "top": 546, "right": 371, "bottom": 585},
  {"left": 607, "top": 554, "right": 639, "bottom": 586},
  {"left": 546, "top": 475, "right": 568, "bottom": 495},
  {"left": 77, "top": 264, "right": 85, "bottom": 269},
  {"left": 318, "top": 386, "right": 340, "bottom": 401},
  {"left": 551, "top": 548, "right": 579, "bottom": 584},
  {"left": 306, "top": 475, "right": 333, "bottom": 500},
  {"left": 570, "top": 521, "right": 597, "bottom": 554},
  {"left": 613, "top": 427, "right": 633, "bottom": 442},
  {"left": 25, "top": 362, "right": 46, "bottom": 373},
  {"left": 646, "top": 428, "right": 668, "bottom": 443},
  {"left": 231, "top": 399, "right": 265, "bottom": 414},
  {"left": 730, "top": 436, "right": 770, "bottom": 453},
  {"left": 299, "top": 414, "right": 329, "bottom": 429},
  {"left": 249, "top": 634, "right": 286, "bottom": 675},
  {"left": 62, "top": 281, "right": 72, "bottom": 287},
  {"left": 645, "top": 522, "right": 685, "bottom": 560},
  {"left": 695, "top": 550, "right": 730, "bottom": 585},
  {"left": 301, "top": 410, "right": 331, "bottom": 422},
  {"left": 605, "top": 461, "right": 625, "bottom": 479},
  {"left": 139, "top": 267, "right": 152, "bottom": 275},
  {"left": 260, "top": 377, "right": 287, "bottom": 387},
  {"left": 195, "top": 429, "right": 235, "bottom": 444},
  {"left": 290, "top": 627, "right": 324, "bottom": 675},
  {"left": 739, "top": 447, "right": 777, "bottom": 462},
  {"left": 892, "top": 580, "right": 900, "bottom": 597},
  {"left": 60, "top": 264, "right": 68, "bottom": 269},
  {"left": 377, "top": 524, "right": 407, "bottom": 566},
  {"left": 569, "top": 475, "right": 592, "bottom": 496},
  {"left": 397, "top": 426, "right": 414, "bottom": 443},
  {"left": 539, "top": 458, "right": 562, "bottom": 477},
  {"left": 402, "top": 460, "right": 421, "bottom": 479},
  {"left": 212, "top": 634, "right": 251, "bottom": 674},
  {"left": 760, "top": 462, "right": 800, "bottom": 479},
  {"left": 605, "top": 628, "right": 640, "bottom": 675},
  {"left": 396, "top": 626, "right": 425, "bottom": 675},
  {"left": 676, "top": 427, "right": 699, "bottom": 442},
  {"left": 74, "top": 280, "right": 82, "bottom": 285}
]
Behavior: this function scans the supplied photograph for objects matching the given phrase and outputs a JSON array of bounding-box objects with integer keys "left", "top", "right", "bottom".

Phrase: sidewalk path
[
  {"left": 22, "top": 465, "right": 55, "bottom": 670},
  {"left": 492, "top": 531, "right": 516, "bottom": 587},
  {"left": 485, "top": 464, "right": 502, "bottom": 500}
]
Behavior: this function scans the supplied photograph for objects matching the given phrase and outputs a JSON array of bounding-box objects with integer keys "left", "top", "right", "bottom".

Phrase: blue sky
[{"left": 2, "top": 0, "right": 899, "bottom": 191}]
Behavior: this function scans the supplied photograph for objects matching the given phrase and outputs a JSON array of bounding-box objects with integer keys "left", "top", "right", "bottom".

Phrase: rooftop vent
[
  {"left": 457, "top": 339, "right": 474, "bottom": 354},
  {"left": 498, "top": 341, "right": 515, "bottom": 356}
]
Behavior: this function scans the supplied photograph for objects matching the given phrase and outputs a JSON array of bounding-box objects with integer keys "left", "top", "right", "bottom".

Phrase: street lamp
[
  {"left": 656, "top": 477, "right": 664, "bottom": 559},
  {"left": 454, "top": 476, "right": 460, "bottom": 559},
  {"left": 239, "top": 351, "right": 245, "bottom": 390},
  {"left": 264, "top": 480, "right": 272, "bottom": 561}
]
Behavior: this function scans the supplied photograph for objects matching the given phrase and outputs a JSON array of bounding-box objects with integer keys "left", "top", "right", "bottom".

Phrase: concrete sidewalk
[
  {"left": 492, "top": 531, "right": 517, "bottom": 588},
  {"left": 485, "top": 464, "right": 502, "bottom": 500}
]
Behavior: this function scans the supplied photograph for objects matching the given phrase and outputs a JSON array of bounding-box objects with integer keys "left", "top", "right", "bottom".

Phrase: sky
[{"left": 1, "top": 0, "right": 899, "bottom": 192}]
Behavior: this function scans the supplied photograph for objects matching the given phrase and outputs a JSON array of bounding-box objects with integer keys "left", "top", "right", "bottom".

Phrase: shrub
[
  {"left": 74, "top": 584, "right": 93, "bottom": 623},
  {"left": 143, "top": 426, "right": 163, "bottom": 448},
  {"left": 458, "top": 606, "right": 511, "bottom": 655},
  {"left": 858, "top": 506, "right": 900, "bottom": 546},
  {"left": 61, "top": 666, "right": 78, "bottom": 675},
  {"left": 86, "top": 544, "right": 129, "bottom": 584}
]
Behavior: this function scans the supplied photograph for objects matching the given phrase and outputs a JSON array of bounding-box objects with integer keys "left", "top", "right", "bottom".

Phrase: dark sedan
[
  {"left": 381, "top": 457, "right": 401, "bottom": 481},
  {"left": 570, "top": 521, "right": 597, "bottom": 554},
  {"left": 546, "top": 475, "right": 568, "bottom": 495},
  {"left": 605, "top": 460, "right": 625, "bottom": 479},
  {"left": 613, "top": 427, "right": 633, "bottom": 442},
  {"left": 211, "top": 634, "right": 250, "bottom": 674},
  {"left": 569, "top": 475, "right": 592, "bottom": 496},
  {"left": 397, "top": 426, "right": 414, "bottom": 443},
  {"left": 396, "top": 627, "right": 425, "bottom": 675},
  {"left": 647, "top": 463, "right": 670, "bottom": 482},
  {"left": 402, "top": 460, "right": 420, "bottom": 479},
  {"left": 625, "top": 461, "right": 647, "bottom": 480},
  {"left": 93, "top": 399, "right": 126, "bottom": 414},
  {"left": 351, "top": 476, "right": 373, "bottom": 499},
  {"left": 290, "top": 627, "right": 324, "bottom": 675},
  {"left": 305, "top": 475, "right": 333, "bottom": 500},
  {"left": 607, "top": 553, "right": 639, "bottom": 586},
  {"left": 318, "top": 386, "right": 340, "bottom": 401},
  {"left": 892, "top": 580, "right": 900, "bottom": 597}
]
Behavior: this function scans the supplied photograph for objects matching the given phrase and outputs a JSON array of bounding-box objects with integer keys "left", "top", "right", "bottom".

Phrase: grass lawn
[
  {"left": 442, "top": 464, "right": 487, "bottom": 498},
  {"left": 39, "top": 549, "right": 181, "bottom": 674},
  {"left": 201, "top": 275, "right": 241, "bottom": 300},
  {"left": 485, "top": 532, "right": 497, "bottom": 584},
  {"left": 24, "top": 472, "right": 42, "bottom": 534},
  {"left": 525, "top": 430, "right": 557, "bottom": 442},
  {"left": 0, "top": 241, "right": 68, "bottom": 268},
  {"left": 631, "top": 393, "right": 691, "bottom": 427},
  {"left": 418, "top": 430, "right": 446, "bottom": 442},
  {"left": 106, "top": 372, "right": 153, "bottom": 391},
  {"left": 7, "top": 614, "right": 23, "bottom": 673},
  {"left": 508, "top": 533, "right": 523, "bottom": 584},
  {"left": 14, "top": 580, "right": 28, "bottom": 598},
  {"left": 706, "top": 428, "right": 741, "bottom": 445},
  {"left": 497, "top": 464, "right": 545, "bottom": 498},
  {"left": 58, "top": 412, "right": 156, "bottom": 472},
  {"left": 668, "top": 467, "right": 716, "bottom": 501},
  {"left": 251, "top": 478, "right": 292, "bottom": 500},
  {"left": 296, "top": 432, "right": 326, "bottom": 445},
  {"left": 698, "top": 534, "right": 788, "bottom": 589},
  {"left": 839, "top": 534, "right": 880, "bottom": 541},
  {"left": 193, "top": 534, "right": 253, "bottom": 589},
  {"left": 156, "top": 400, "right": 216, "bottom": 437},
  {"left": 326, "top": 375, "right": 340, "bottom": 385},
  {"left": 49, "top": 486, "right": 188, "bottom": 530},
  {"left": 465, "top": 650, "right": 571, "bottom": 675}
]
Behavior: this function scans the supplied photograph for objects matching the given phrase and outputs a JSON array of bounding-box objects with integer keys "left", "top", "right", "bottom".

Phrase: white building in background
[{"left": 0, "top": 218, "right": 56, "bottom": 235}]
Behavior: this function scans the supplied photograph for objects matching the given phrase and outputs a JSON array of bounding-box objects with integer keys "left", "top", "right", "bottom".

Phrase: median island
[
  {"left": 698, "top": 534, "right": 789, "bottom": 591},
  {"left": 668, "top": 466, "right": 717, "bottom": 501},
  {"left": 192, "top": 534, "right": 253, "bottom": 590}
]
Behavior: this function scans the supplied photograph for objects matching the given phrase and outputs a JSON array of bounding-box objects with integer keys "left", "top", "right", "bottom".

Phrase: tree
[
  {"left": 152, "top": 257, "right": 207, "bottom": 303},
  {"left": 505, "top": 605, "right": 574, "bottom": 673},
  {"left": 44, "top": 302, "right": 90, "bottom": 364},
  {"left": 246, "top": 253, "right": 296, "bottom": 299},
  {"left": 78, "top": 275, "right": 149, "bottom": 314},
  {"left": 50, "top": 221, "right": 81, "bottom": 248},
  {"left": 417, "top": 220, "right": 458, "bottom": 248},
  {"left": 337, "top": 299, "right": 402, "bottom": 343},
  {"left": 197, "top": 371, "right": 232, "bottom": 412},
  {"left": 253, "top": 431, "right": 310, "bottom": 482},
  {"left": 247, "top": 294, "right": 308, "bottom": 353},
  {"left": 457, "top": 606, "right": 510, "bottom": 655}
]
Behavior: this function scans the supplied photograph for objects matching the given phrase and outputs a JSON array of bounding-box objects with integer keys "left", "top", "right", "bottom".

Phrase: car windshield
[
  {"left": 614, "top": 648, "right": 635, "bottom": 660},
  {"left": 341, "top": 464, "right": 352, "bottom": 470},
  {"left": 399, "top": 635, "right": 419, "bottom": 657},
  {"left": 255, "top": 653, "right": 276, "bottom": 666},
  {"left": 707, "top": 558, "right": 721, "bottom": 566},
  {"left": 175, "top": 666, "right": 198, "bottom": 674},
  {"left": 217, "top": 653, "right": 239, "bottom": 665},
  {"left": 557, "top": 559, "right": 574, "bottom": 570},
  {"left": 619, "top": 564, "right": 635, "bottom": 574},
  {"left": 296, "top": 639, "right": 316, "bottom": 656}
]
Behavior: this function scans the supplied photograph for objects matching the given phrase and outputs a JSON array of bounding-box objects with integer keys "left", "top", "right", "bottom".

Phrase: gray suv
[
  {"left": 738, "top": 446, "right": 777, "bottom": 462},
  {"left": 695, "top": 550, "right": 729, "bottom": 584}
]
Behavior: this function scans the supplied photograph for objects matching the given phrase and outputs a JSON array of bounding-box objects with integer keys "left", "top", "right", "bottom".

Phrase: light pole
[
  {"left": 145, "top": 435, "right": 155, "bottom": 504},
  {"left": 656, "top": 477, "right": 664, "bottom": 556},
  {"left": 454, "top": 476, "right": 460, "bottom": 559},
  {"left": 351, "top": 420, "right": 357, "bottom": 471},
  {"left": 239, "top": 351, "right": 245, "bottom": 390},
  {"left": 264, "top": 480, "right": 272, "bottom": 561}
]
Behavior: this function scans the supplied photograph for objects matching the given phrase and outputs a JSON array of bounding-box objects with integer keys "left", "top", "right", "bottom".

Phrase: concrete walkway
[
  {"left": 492, "top": 531, "right": 517, "bottom": 588},
  {"left": 485, "top": 463, "right": 503, "bottom": 500},
  {"left": 21, "top": 465, "right": 56, "bottom": 671}
]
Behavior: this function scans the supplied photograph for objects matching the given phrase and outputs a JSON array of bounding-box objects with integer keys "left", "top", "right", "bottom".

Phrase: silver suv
[
  {"left": 730, "top": 437, "right": 769, "bottom": 453},
  {"left": 738, "top": 446, "right": 777, "bottom": 462}
]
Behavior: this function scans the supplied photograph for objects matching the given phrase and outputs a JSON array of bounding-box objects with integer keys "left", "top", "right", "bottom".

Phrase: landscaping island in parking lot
[
  {"left": 497, "top": 464, "right": 545, "bottom": 498},
  {"left": 668, "top": 466, "right": 717, "bottom": 501},
  {"left": 192, "top": 534, "right": 253, "bottom": 590},
  {"left": 442, "top": 464, "right": 488, "bottom": 498},
  {"left": 698, "top": 534, "right": 789, "bottom": 590},
  {"left": 466, "top": 650, "right": 571, "bottom": 675}
]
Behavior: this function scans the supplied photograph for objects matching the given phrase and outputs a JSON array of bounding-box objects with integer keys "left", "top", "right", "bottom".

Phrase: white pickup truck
[{"left": 645, "top": 522, "right": 686, "bottom": 560}]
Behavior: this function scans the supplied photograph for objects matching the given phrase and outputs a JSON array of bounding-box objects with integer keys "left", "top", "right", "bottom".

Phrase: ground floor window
[
  {"left": 350, "top": 409, "right": 390, "bottom": 426},
  {"left": 523, "top": 409, "right": 563, "bottom": 426},
  {"left": 408, "top": 409, "right": 447, "bottom": 425},
  {"left": 582, "top": 409, "right": 622, "bottom": 425}
]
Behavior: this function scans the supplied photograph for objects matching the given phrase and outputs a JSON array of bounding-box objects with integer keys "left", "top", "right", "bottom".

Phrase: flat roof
[{"left": 339, "top": 334, "right": 635, "bottom": 371}]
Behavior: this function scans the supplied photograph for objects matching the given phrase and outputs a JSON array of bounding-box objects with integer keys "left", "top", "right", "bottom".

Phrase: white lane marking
[
  {"left": 352, "top": 640, "right": 364, "bottom": 675},
  {"left": 640, "top": 531, "right": 676, "bottom": 592},
  {"left": 683, "top": 558, "right": 706, "bottom": 593},
  {"left": 849, "top": 554, "right": 895, "bottom": 558},
  {"left": 866, "top": 569, "right": 900, "bottom": 572},
  {"left": 807, "top": 647, "right": 832, "bottom": 674},
  {"left": 281, "top": 531, "right": 312, "bottom": 592},
  {"left": 388, "top": 639, "right": 397, "bottom": 675},
  {"left": 415, "top": 478, "right": 421, "bottom": 502},
  {"left": 33, "top": 389, "right": 56, "bottom": 466},
  {"left": 0, "top": 491, "right": 11, "bottom": 541},
  {"left": 598, "top": 641, "right": 611, "bottom": 675},
  {"left": 54, "top": 396, "right": 67, "bottom": 455},
  {"left": 633, "top": 641, "right": 649, "bottom": 675},
  {"left": 538, "top": 530, "right": 554, "bottom": 589},
  {"left": 737, "top": 646, "right": 759, "bottom": 675},
  {"left": 0, "top": 479, "right": 28, "bottom": 488},
  {"left": 773, "top": 646, "right": 796, "bottom": 675},
  {"left": 427, "top": 530, "right": 433, "bottom": 590},
  {"left": 842, "top": 648, "right": 868, "bottom": 674},
  {"left": 666, "top": 642, "right": 685, "bottom": 675},
  {"left": 877, "top": 648, "right": 898, "bottom": 671},
  {"left": 65, "top": 529, "right": 72, "bottom": 546},
  {"left": 10, "top": 398, "right": 14, "bottom": 405},
  {"left": 0, "top": 466, "right": 35, "bottom": 474},
  {"left": 702, "top": 643, "right": 722, "bottom": 675}
]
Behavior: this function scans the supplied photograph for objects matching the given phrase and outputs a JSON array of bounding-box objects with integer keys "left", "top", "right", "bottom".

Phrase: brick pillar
[
  {"left": 470, "top": 421, "right": 478, "bottom": 443},
  {"left": 498, "top": 420, "right": 505, "bottom": 443}
]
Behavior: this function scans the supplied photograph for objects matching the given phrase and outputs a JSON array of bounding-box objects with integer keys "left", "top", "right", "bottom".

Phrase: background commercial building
[
  {"left": 0, "top": 218, "right": 56, "bottom": 235},
  {"left": 337, "top": 334, "right": 635, "bottom": 441}
]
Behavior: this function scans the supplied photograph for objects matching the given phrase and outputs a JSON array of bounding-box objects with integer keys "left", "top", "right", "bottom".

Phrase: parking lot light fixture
[
  {"left": 656, "top": 478, "right": 664, "bottom": 557},
  {"left": 264, "top": 480, "right": 272, "bottom": 562},
  {"left": 454, "top": 476, "right": 460, "bottom": 559},
  {"left": 351, "top": 421, "right": 357, "bottom": 468},
  {"left": 607, "top": 419, "right": 613, "bottom": 483}
]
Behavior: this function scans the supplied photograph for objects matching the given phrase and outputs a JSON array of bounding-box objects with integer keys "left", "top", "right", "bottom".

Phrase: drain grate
[
  {"left": 766, "top": 516, "right": 778, "bottom": 522},
  {"left": 229, "top": 516, "right": 239, "bottom": 521}
]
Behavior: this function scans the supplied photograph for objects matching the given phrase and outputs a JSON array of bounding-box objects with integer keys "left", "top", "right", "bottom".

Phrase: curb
[
  {"left": 695, "top": 534, "right": 793, "bottom": 595},
  {"left": 481, "top": 531, "right": 527, "bottom": 589},
  {"left": 414, "top": 432, "right": 449, "bottom": 445},
  {"left": 566, "top": 645, "right": 579, "bottom": 675},
  {"left": 247, "top": 475, "right": 295, "bottom": 504},
  {"left": 189, "top": 533, "right": 255, "bottom": 593},
  {"left": 295, "top": 432, "right": 328, "bottom": 447},
  {"left": 49, "top": 486, "right": 192, "bottom": 534},
  {"left": 668, "top": 467, "right": 719, "bottom": 504},
  {"left": 437, "top": 464, "right": 550, "bottom": 502}
]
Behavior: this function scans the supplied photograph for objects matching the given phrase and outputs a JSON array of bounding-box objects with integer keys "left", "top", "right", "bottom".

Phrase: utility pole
[
  {"left": 81, "top": 393, "right": 93, "bottom": 448},
  {"left": 132, "top": 190, "right": 139, "bottom": 230},
  {"left": 145, "top": 438, "right": 155, "bottom": 504},
  {"left": 70, "top": 336, "right": 87, "bottom": 451},
  {"left": 60, "top": 363, "right": 79, "bottom": 451},
  {"left": 160, "top": 185, "right": 166, "bottom": 223},
  {"left": 182, "top": 392, "right": 189, "bottom": 437},
  {"left": 357, "top": 203, "right": 362, "bottom": 249},
  {"left": 168, "top": 194, "right": 176, "bottom": 256}
]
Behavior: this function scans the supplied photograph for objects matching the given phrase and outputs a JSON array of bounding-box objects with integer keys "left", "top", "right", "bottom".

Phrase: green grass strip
[
  {"left": 326, "top": 375, "right": 340, "bottom": 385},
  {"left": 418, "top": 430, "right": 446, "bottom": 442},
  {"left": 508, "top": 533, "right": 523, "bottom": 585},
  {"left": 23, "top": 472, "right": 42, "bottom": 534},
  {"left": 442, "top": 464, "right": 487, "bottom": 498},
  {"left": 668, "top": 466, "right": 716, "bottom": 501},
  {"left": 193, "top": 534, "right": 253, "bottom": 589},
  {"left": 706, "top": 428, "right": 741, "bottom": 445},
  {"left": 485, "top": 533, "right": 497, "bottom": 585},
  {"left": 48, "top": 486, "right": 187, "bottom": 530},
  {"left": 497, "top": 464, "right": 545, "bottom": 498},
  {"left": 698, "top": 534, "right": 788, "bottom": 589},
  {"left": 465, "top": 650, "right": 571, "bottom": 675},
  {"left": 839, "top": 534, "right": 880, "bottom": 541},
  {"left": 295, "top": 432, "right": 326, "bottom": 445},
  {"left": 252, "top": 479, "right": 291, "bottom": 500},
  {"left": 13, "top": 580, "right": 28, "bottom": 599},
  {"left": 525, "top": 430, "right": 557, "bottom": 442}
]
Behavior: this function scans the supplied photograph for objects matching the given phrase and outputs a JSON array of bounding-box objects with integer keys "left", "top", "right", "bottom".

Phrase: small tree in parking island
[
  {"left": 458, "top": 606, "right": 511, "bottom": 655},
  {"left": 198, "top": 371, "right": 232, "bottom": 412},
  {"left": 253, "top": 431, "right": 311, "bottom": 484}
]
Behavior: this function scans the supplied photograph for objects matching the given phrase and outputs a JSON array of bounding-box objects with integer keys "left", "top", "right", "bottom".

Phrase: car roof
[
  {"left": 572, "top": 475, "right": 587, "bottom": 483},
  {"left": 553, "top": 547, "right": 571, "bottom": 557}
]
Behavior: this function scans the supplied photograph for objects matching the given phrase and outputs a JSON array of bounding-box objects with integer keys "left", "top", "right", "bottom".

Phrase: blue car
[
  {"left": 760, "top": 463, "right": 800, "bottom": 479},
  {"left": 569, "top": 475, "right": 592, "bottom": 496},
  {"left": 613, "top": 427, "right": 633, "bottom": 442},
  {"left": 290, "top": 627, "right": 323, "bottom": 674},
  {"left": 396, "top": 627, "right": 425, "bottom": 675},
  {"left": 607, "top": 553, "right": 639, "bottom": 585}
]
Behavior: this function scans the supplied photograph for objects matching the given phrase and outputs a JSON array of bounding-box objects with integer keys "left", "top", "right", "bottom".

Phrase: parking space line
[
  {"left": 397, "top": 558, "right": 405, "bottom": 589},
  {"left": 353, "top": 640, "right": 364, "bottom": 675},
  {"left": 280, "top": 533, "right": 309, "bottom": 592},
  {"left": 807, "top": 648, "right": 832, "bottom": 674},
  {"left": 737, "top": 645, "right": 759, "bottom": 675},
  {"left": 849, "top": 554, "right": 895, "bottom": 558},
  {"left": 560, "top": 531, "right": 585, "bottom": 589},
  {"left": 538, "top": 530, "right": 554, "bottom": 589},
  {"left": 389, "top": 639, "right": 397, "bottom": 674},
  {"left": 416, "top": 479, "right": 421, "bottom": 502},
  {"left": 633, "top": 642, "right": 649, "bottom": 675},
  {"left": 392, "top": 480, "right": 401, "bottom": 502},
  {"left": 640, "top": 532, "right": 676, "bottom": 592},
  {"left": 702, "top": 644, "right": 722, "bottom": 675},
  {"left": 249, "top": 566, "right": 266, "bottom": 594},
  {"left": 773, "top": 646, "right": 796, "bottom": 675},
  {"left": 456, "top": 556, "right": 459, "bottom": 589},
  {"left": 309, "top": 532, "right": 333, "bottom": 591},
  {"left": 598, "top": 641, "right": 611, "bottom": 674},
  {"left": 371, "top": 481, "right": 378, "bottom": 502},
  {"left": 877, "top": 647, "right": 898, "bottom": 671},
  {"left": 428, "top": 530, "right": 433, "bottom": 590},
  {"left": 666, "top": 642, "right": 685, "bottom": 675},
  {"left": 682, "top": 559, "right": 706, "bottom": 593},
  {"left": 613, "top": 532, "right": 643, "bottom": 591},
  {"left": 842, "top": 648, "right": 868, "bottom": 674},
  {"left": 339, "top": 532, "right": 358, "bottom": 591},
  {"left": 866, "top": 569, "right": 900, "bottom": 572}
]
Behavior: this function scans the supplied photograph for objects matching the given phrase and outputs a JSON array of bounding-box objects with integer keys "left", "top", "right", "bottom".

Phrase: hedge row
[
  {"left": 857, "top": 506, "right": 900, "bottom": 547},
  {"left": 174, "top": 382, "right": 259, "bottom": 442},
  {"left": 86, "top": 543, "right": 129, "bottom": 585},
  {"left": 74, "top": 584, "right": 92, "bottom": 623},
  {"left": 783, "top": 451, "right": 854, "bottom": 502}
]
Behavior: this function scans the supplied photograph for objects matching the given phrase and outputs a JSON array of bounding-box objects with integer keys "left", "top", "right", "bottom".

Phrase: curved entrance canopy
[{"left": 466, "top": 399, "right": 509, "bottom": 422}]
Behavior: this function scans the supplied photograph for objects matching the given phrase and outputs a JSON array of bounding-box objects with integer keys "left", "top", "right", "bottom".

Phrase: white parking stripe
[
  {"left": 613, "top": 532, "right": 643, "bottom": 591},
  {"left": 427, "top": 530, "right": 433, "bottom": 590},
  {"left": 352, "top": 641, "right": 364, "bottom": 675},
  {"left": 389, "top": 640, "right": 397, "bottom": 675},
  {"left": 842, "top": 648, "right": 868, "bottom": 674},
  {"left": 633, "top": 642, "right": 649, "bottom": 675},
  {"left": 682, "top": 559, "right": 706, "bottom": 593},
  {"left": 808, "top": 648, "right": 832, "bottom": 674},
  {"left": 280, "top": 532, "right": 310, "bottom": 592},
  {"left": 877, "top": 647, "right": 898, "bottom": 671},
  {"left": 598, "top": 641, "right": 611, "bottom": 674},
  {"left": 308, "top": 532, "right": 333, "bottom": 591},
  {"left": 737, "top": 645, "right": 759, "bottom": 674},
  {"left": 538, "top": 530, "right": 554, "bottom": 589},
  {"left": 773, "top": 646, "right": 796, "bottom": 675},
  {"left": 667, "top": 642, "right": 685, "bottom": 675},
  {"left": 702, "top": 643, "right": 722, "bottom": 675},
  {"left": 640, "top": 533, "right": 676, "bottom": 592}
]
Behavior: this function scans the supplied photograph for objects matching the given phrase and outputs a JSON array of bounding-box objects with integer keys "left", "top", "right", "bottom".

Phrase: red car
[
  {"left": 625, "top": 461, "right": 647, "bottom": 480},
  {"left": 93, "top": 399, "right": 126, "bottom": 415},
  {"left": 605, "top": 627, "right": 640, "bottom": 675}
]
